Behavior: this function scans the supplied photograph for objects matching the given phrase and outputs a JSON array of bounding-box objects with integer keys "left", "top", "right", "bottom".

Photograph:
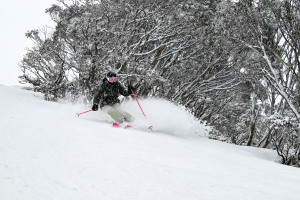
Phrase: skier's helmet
[{"left": 106, "top": 71, "right": 117, "bottom": 83}]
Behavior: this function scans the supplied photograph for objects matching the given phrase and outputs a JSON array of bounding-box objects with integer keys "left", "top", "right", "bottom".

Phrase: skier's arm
[
  {"left": 92, "top": 87, "right": 103, "bottom": 110},
  {"left": 93, "top": 87, "right": 103, "bottom": 105},
  {"left": 118, "top": 83, "right": 133, "bottom": 97}
]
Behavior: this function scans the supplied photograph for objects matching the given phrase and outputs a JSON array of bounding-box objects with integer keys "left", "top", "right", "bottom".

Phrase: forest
[{"left": 19, "top": 0, "right": 300, "bottom": 167}]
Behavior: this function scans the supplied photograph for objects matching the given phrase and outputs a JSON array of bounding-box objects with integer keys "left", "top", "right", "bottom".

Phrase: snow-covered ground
[{"left": 1, "top": 85, "right": 300, "bottom": 200}]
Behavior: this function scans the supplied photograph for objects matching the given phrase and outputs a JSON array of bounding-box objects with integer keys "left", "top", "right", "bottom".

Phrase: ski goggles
[{"left": 108, "top": 77, "right": 117, "bottom": 83}]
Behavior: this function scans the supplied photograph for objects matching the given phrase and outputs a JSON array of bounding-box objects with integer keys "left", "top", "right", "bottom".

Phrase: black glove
[
  {"left": 128, "top": 85, "right": 135, "bottom": 94},
  {"left": 92, "top": 104, "right": 99, "bottom": 111}
]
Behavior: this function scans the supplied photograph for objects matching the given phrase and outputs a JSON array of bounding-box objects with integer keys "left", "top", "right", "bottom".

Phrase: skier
[{"left": 92, "top": 71, "right": 135, "bottom": 127}]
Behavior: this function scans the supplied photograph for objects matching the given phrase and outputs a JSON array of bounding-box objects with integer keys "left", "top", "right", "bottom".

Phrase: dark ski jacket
[{"left": 93, "top": 78, "right": 131, "bottom": 108}]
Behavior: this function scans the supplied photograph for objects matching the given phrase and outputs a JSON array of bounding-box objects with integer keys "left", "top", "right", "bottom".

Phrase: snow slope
[{"left": 1, "top": 85, "right": 300, "bottom": 200}]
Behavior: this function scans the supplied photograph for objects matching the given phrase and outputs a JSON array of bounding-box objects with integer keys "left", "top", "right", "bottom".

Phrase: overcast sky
[{"left": 0, "top": 0, "right": 57, "bottom": 86}]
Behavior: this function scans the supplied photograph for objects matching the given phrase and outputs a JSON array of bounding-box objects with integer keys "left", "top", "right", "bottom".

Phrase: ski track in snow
[{"left": 0, "top": 85, "right": 300, "bottom": 200}]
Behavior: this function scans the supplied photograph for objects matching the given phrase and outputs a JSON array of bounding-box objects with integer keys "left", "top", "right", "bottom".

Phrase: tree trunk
[{"left": 247, "top": 92, "right": 257, "bottom": 146}]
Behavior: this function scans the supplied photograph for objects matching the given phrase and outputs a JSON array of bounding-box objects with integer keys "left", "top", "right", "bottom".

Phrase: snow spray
[{"left": 131, "top": 90, "right": 147, "bottom": 119}]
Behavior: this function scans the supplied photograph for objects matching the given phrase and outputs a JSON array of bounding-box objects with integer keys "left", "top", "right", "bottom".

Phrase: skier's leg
[
  {"left": 112, "top": 104, "right": 135, "bottom": 122},
  {"left": 120, "top": 110, "right": 135, "bottom": 122},
  {"left": 101, "top": 105, "right": 126, "bottom": 124}
]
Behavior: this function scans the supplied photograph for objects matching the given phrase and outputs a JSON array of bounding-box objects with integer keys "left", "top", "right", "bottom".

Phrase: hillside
[{"left": 1, "top": 85, "right": 299, "bottom": 200}]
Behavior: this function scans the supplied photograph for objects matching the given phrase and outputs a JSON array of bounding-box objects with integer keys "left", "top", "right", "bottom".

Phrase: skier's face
[{"left": 108, "top": 77, "right": 117, "bottom": 83}]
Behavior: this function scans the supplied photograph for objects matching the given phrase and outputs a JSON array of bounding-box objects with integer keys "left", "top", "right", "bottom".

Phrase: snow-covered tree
[{"left": 19, "top": 0, "right": 300, "bottom": 167}]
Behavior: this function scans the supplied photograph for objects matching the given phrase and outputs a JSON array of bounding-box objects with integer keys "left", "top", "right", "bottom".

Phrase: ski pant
[{"left": 101, "top": 103, "right": 134, "bottom": 124}]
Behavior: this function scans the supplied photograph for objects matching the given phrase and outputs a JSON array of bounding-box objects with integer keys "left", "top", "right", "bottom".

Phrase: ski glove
[
  {"left": 92, "top": 104, "right": 99, "bottom": 111},
  {"left": 128, "top": 85, "right": 135, "bottom": 94}
]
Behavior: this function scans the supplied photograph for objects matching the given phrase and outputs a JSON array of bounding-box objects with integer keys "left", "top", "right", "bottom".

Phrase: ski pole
[
  {"left": 131, "top": 90, "right": 153, "bottom": 131},
  {"left": 76, "top": 110, "right": 93, "bottom": 117},
  {"left": 131, "top": 90, "right": 147, "bottom": 120}
]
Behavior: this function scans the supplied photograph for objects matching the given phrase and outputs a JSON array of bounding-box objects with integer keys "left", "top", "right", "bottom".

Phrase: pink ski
[
  {"left": 124, "top": 125, "right": 132, "bottom": 129},
  {"left": 112, "top": 123, "right": 132, "bottom": 129},
  {"left": 113, "top": 123, "right": 121, "bottom": 127}
]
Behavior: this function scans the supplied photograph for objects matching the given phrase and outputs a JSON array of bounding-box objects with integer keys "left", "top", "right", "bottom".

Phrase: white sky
[{"left": 0, "top": 0, "right": 56, "bottom": 86}]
